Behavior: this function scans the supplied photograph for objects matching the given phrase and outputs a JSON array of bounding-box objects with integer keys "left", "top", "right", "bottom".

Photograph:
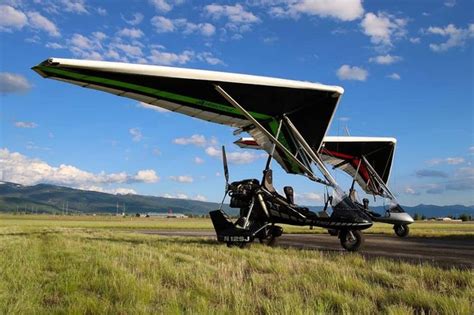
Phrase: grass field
[
  {"left": 0, "top": 215, "right": 473, "bottom": 314},
  {"left": 1, "top": 214, "right": 473, "bottom": 238}
]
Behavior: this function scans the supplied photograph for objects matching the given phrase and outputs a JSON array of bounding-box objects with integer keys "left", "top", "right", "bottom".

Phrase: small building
[{"left": 146, "top": 212, "right": 188, "bottom": 218}]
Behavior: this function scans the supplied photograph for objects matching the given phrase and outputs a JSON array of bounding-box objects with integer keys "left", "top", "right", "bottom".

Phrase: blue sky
[{"left": 1, "top": 0, "right": 473, "bottom": 206}]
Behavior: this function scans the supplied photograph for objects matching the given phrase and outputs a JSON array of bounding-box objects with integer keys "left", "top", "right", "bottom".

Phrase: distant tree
[
  {"left": 459, "top": 213, "right": 470, "bottom": 222},
  {"left": 413, "top": 213, "right": 420, "bottom": 220},
  {"left": 421, "top": 214, "right": 426, "bottom": 220}
]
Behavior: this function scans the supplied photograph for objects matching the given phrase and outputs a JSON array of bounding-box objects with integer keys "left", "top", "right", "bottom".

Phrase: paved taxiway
[{"left": 135, "top": 230, "right": 473, "bottom": 268}]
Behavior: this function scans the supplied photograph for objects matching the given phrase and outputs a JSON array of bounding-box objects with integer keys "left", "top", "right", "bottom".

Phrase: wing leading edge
[{"left": 33, "top": 58, "right": 344, "bottom": 177}]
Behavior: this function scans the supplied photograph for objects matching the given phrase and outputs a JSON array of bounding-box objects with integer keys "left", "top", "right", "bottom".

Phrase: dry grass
[{"left": 0, "top": 216, "right": 472, "bottom": 314}]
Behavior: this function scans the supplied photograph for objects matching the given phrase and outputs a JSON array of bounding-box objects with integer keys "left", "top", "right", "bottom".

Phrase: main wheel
[
  {"left": 394, "top": 224, "right": 409, "bottom": 237},
  {"left": 339, "top": 230, "right": 364, "bottom": 252}
]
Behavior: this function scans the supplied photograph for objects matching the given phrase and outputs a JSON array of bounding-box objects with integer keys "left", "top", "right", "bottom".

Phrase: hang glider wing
[
  {"left": 319, "top": 136, "right": 396, "bottom": 196},
  {"left": 235, "top": 136, "right": 397, "bottom": 196},
  {"left": 33, "top": 58, "right": 344, "bottom": 177}
]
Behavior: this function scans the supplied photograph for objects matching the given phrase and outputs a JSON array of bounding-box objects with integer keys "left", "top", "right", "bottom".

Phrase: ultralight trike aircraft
[{"left": 33, "top": 58, "right": 412, "bottom": 251}]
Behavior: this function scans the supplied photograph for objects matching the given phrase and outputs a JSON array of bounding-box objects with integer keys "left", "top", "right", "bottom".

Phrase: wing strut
[
  {"left": 282, "top": 115, "right": 340, "bottom": 190},
  {"left": 361, "top": 155, "right": 396, "bottom": 200},
  {"left": 213, "top": 84, "right": 328, "bottom": 185}
]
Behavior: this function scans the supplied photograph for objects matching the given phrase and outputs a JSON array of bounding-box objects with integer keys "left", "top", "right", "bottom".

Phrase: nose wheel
[
  {"left": 339, "top": 230, "right": 364, "bottom": 252},
  {"left": 394, "top": 224, "right": 410, "bottom": 237}
]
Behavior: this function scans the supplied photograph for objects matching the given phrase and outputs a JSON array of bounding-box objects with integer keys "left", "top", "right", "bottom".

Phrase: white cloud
[
  {"left": 151, "top": 16, "right": 216, "bottom": 37},
  {"left": 149, "top": 0, "right": 176, "bottom": 12},
  {"left": 0, "top": 72, "right": 31, "bottom": 94},
  {"left": 469, "top": 146, "right": 474, "bottom": 155},
  {"left": 129, "top": 128, "right": 143, "bottom": 142},
  {"left": 427, "top": 157, "right": 465, "bottom": 166},
  {"left": 117, "top": 27, "right": 144, "bottom": 39},
  {"left": 173, "top": 134, "right": 217, "bottom": 147},
  {"left": 46, "top": 42, "right": 64, "bottom": 49},
  {"left": 137, "top": 101, "right": 170, "bottom": 112},
  {"left": 444, "top": 0, "right": 456, "bottom": 7},
  {"left": 369, "top": 54, "right": 402, "bottom": 65},
  {"left": 387, "top": 73, "right": 401, "bottom": 80},
  {"left": 205, "top": 4, "right": 260, "bottom": 24},
  {"left": 194, "top": 156, "right": 205, "bottom": 164},
  {"left": 124, "top": 13, "right": 144, "bottom": 25},
  {"left": 0, "top": 148, "right": 159, "bottom": 187},
  {"left": 404, "top": 186, "right": 419, "bottom": 195},
  {"left": 169, "top": 175, "right": 194, "bottom": 183},
  {"left": 15, "top": 121, "right": 38, "bottom": 128},
  {"left": 151, "top": 16, "right": 175, "bottom": 33},
  {"left": 361, "top": 12, "right": 407, "bottom": 48},
  {"left": 134, "top": 169, "right": 159, "bottom": 183},
  {"left": 0, "top": 5, "right": 27, "bottom": 32},
  {"left": 27, "top": 11, "right": 60, "bottom": 37},
  {"left": 148, "top": 48, "right": 193, "bottom": 65},
  {"left": 409, "top": 37, "right": 420, "bottom": 44},
  {"left": 270, "top": 0, "right": 364, "bottom": 21},
  {"left": 195, "top": 194, "right": 207, "bottom": 201},
  {"left": 336, "top": 65, "right": 368, "bottom": 81},
  {"left": 97, "top": 7, "right": 107, "bottom": 16},
  {"left": 426, "top": 24, "right": 474, "bottom": 52},
  {"left": 205, "top": 146, "right": 261, "bottom": 164},
  {"left": 61, "top": 0, "right": 88, "bottom": 14},
  {"left": 297, "top": 192, "right": 323, "bottom": 203},
  {"left": 163, "top": 193, "right": 189, "bottom": 199},
  {"left": 197, "top": 52, "right": 225, "bottom": 65},
  {"left": 113, "top": 43, "right": 143, "bottom": 58}
]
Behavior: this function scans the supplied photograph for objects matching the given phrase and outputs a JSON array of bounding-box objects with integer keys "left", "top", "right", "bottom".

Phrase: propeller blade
[{"left": 222, "top": 145, "right": 229, "bottom": 185}]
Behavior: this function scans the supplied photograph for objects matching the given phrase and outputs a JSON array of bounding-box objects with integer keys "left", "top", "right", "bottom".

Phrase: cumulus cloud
[
  {"left": 194, "top": 157, "right": 205, "bottom": 164},
  {"left": 369, "top": 54, "right": 402, "bottom": 65},
  {"left": 151, "top": 16, "right": 216, "bottom": 36},
  {"left": 297, "top": 192, "right": 323, "bottom": 203},
  {"left": 426, "top": 24, "right": 474, "bottom": 52},
  {"left": 336, "top": 65, "right": 368, "bottom": 81},
  {"left": 197, "top": 52, "right": 225, "bottom": 65},
  {"left": 62, "top": 0, "right": 88, "bottom": 14},
  {"left": 27, "top": 11, "right": 60, "bottom": 37},
  {"left": 129, "top": 128, "right": 143, "bottom": 142},
  {"left": 148, "top": 48, "right": 194, "bottom": 65},
  {"left": 205, "top": 3, "right": 260, "bottom": 35},
  {"left": 194, "top": 194, "right": 207, "bottom": 201},
  {"left": 117, "top": 27, "right": 144, "bottom": 39},
  {"left": 387, "top": 73, "right": 401, "bottom": 80},
  {"left": 205, "top": 146, "right": 261, "bottom": 164},
  {"left": 416, "top": 169, "right": 449, "bottom": 178},
  {"left": 269, "top": 0, "right": 364, "bottom": 21},
  {"left": 0, "top": 5, "right": 27, "bottom": 31},
  {"left": 361, "top": 12, "right": 407, "bottom": 48},
  {"left": 427, "top": 157, "right": 465, "bottom": 166},
  {"left": 149, "top": 0, "right": 182, "bottom": 12},
  {"left": 173, "top": 134, "right": 217, "bottom": 147},
  {"left": 0, "top": 148, "right": 159, "bottom": 187},
  {"left": 15, "top": 121, "right": 38, "bottom": 128},
  {"left": 404, "top": 186, "right": 420, "bottom": 195},
  {"left": 0, "top": 72, "right": 32, "bottom": 94},
  {"left": 169, "top": 175, "right": 194, "bottom": 183},
  {"left": 444, "top": 0, "right": 456, "bottom": 7}
]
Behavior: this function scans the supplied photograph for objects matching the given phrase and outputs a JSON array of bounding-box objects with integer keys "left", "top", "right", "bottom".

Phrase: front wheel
[
  {"left": 394, "top": 224, "right": 409, "bottom": 237},
  {"left": 339, "top": 230, "right": 364, "bottom": 252}
]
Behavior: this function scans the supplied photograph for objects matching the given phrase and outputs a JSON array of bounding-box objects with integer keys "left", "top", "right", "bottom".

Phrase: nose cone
[{"left": 390, "top": 212, "right": 415, "bottom": 224}]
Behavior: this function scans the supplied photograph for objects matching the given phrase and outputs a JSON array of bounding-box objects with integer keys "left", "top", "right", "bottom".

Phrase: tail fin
[{"left": 209, "top": 210, "right": 234, "bottom": 233}]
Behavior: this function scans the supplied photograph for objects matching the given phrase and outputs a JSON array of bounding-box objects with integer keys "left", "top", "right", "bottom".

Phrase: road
[{"left": 135, "top": 230, "right": 474, "bottom": 269}]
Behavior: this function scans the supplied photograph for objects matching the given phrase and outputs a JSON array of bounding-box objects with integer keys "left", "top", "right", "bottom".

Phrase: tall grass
[
  {"left": 0, "top": 224, "right": 472, "bottom": 314},
  {"left": 1, "top": 214, "right": 473, "bottom": 238}
]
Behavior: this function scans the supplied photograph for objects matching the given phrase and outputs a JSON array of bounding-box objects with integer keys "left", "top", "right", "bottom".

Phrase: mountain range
[{"left": 1, "top": 181, "right": 473, "bottom": 218}]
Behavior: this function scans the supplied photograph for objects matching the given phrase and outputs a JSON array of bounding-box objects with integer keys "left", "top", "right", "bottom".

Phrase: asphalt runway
[{"left": 135, "top": 230, "right": 474, "bottom": 269}]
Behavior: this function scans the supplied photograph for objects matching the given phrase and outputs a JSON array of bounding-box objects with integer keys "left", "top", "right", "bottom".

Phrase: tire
[
  {"left": 394, "top": 224, "right": 409, "bottom": 237},
  {"left": 339, "top": 230, "right": 364, "bottom": 252},
  {"left": 328, "top": 229, "right": 338, "bottom": 236}
]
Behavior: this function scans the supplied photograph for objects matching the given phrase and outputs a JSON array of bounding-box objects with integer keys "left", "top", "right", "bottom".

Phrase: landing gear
[
  {"left": 257, "top": 225, "right": 283, "bottom": 246},
  {"left": 394, "top": 224, "right": 409, "bottom": 237},
  {"left": 339, "top": 230, "right": 364, "bottom": 252}
]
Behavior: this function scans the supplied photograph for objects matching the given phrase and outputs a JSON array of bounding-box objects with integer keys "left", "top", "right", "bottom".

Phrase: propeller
[{"left": 222, "top": 145, "right": 229, "bottom": 191}]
